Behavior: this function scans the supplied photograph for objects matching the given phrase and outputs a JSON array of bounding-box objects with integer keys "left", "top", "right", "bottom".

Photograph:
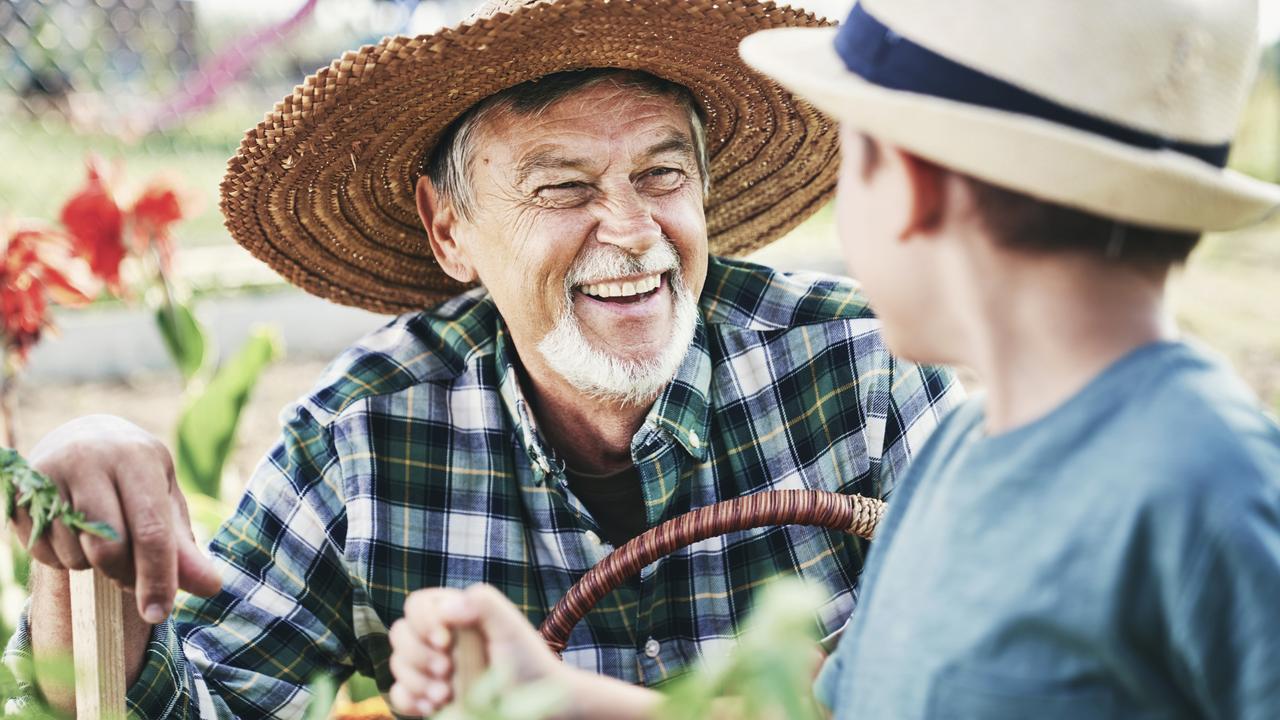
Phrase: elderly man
[
  {"left": 8, "top": 0, "right": 959, "bottom": 717},
  {"left": 390, "top": 0, "right": 1280, "bottom": 718}
]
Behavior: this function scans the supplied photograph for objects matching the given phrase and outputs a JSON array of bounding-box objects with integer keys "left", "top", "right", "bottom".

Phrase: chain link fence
[{"left": 0, "top": 0, "right": 478, "bottom": 274}]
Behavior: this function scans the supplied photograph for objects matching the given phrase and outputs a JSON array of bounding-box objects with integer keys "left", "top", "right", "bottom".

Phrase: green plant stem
[
  {"left": 0, "top": 448, "right": 118, "bottom": 548},
  {"left": 0, "top": 354, "right": 18, "bottom": 451}
]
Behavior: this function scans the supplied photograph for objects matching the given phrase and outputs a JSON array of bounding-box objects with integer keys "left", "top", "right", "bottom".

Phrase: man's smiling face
[{"left": 425, "top": 76, "right": 710, "bottom": 404}]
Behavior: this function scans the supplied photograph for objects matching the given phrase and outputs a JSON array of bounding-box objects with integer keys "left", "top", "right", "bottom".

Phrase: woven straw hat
[
  {"left": 221, "top": 0, "right": 838, "bottom": 315},
  {"left": 741, "top": 0, "right": 1280, "bottom": 233}
]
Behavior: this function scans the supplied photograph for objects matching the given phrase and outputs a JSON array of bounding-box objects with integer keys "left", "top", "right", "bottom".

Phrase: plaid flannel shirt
[{"left": 5, "top": 257, "right": 961, "bottom": 718}]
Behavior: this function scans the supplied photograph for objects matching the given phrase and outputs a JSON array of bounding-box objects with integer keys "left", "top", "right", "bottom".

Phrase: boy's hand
[{"left": 389, "top": 583, "right": 564, "bottom": 716}]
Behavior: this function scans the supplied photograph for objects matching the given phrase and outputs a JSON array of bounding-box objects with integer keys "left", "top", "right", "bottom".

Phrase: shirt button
[
  {"left": 688, "top": 430, "right": 701, "bottom": 449},
  {"left": 584, "top": 530, "right": 601, "bottom": 546},
  {"left": 643, "top": 638, "right": 661, "bottom": 658}
]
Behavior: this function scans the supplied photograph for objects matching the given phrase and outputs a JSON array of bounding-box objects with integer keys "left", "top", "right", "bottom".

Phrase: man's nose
[{"left": 594, "top": 188, "right": 663, "bottom": 253}]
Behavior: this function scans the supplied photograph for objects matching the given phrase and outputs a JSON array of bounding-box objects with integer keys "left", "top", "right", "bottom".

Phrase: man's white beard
[{"left": 537, "top": 241, "right": 698, "bottom": 407}]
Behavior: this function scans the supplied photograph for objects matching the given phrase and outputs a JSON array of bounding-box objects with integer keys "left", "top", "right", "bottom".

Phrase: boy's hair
[{"left": 859, "top": 135, "right": 1201, "bottom": 266}]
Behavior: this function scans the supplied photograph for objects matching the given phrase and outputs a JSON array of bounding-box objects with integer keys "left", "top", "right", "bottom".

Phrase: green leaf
[
  {"left": 342, "top": 672, "right": 381, "bottom": 703},
  {"left": 303, "top": 673, "right": 338, "bottom": 720},
  {"left": 155, "top": 301, "right": 208, "bottom": 382},
  {"left": 183, "top": 491, "right": 235, "bottom": 539},
  {"left": 0, "top": 449, "right": 120, "bottom": 553},
  {"left": 175, "top": 326, "right": 283, "bottom": 499},
  {"left": 657, "top": 579, "right": 827, "bottom": 720}
]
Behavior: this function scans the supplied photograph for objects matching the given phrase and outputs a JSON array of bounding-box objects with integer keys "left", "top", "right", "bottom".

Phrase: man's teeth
[{"left": 580, "top": 274, "right": 662, "bottom": 298}]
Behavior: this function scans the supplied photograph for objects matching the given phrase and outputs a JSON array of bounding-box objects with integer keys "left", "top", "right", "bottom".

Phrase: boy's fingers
[
  {"left": 404, "top": 588, "right": 463, "bottom": 649},
  {"left": 390, "top": 628, "right": 451, "bottom": 678},
  {"left": 389, "top": 681, "right": 443, "bottom": 718},
  {"left": 457, "top": 584, "right": 533, "bottom": 639},
  {"left": 390, "top": 651, "right": 452, "bottom": 697}
]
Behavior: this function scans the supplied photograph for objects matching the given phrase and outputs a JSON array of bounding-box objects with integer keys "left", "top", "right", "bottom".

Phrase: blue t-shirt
[{"left": 817, "top": 341, "right": 1280, "bottom": 719}]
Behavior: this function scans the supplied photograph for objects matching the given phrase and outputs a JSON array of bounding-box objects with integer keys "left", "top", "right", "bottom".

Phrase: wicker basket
[{"left": 332, "top": 489, "right": 884, "bottom": 718}]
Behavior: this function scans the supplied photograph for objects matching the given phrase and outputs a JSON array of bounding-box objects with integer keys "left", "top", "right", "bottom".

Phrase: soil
[{"left": 13, "top": 359, "right": 332, "bottom": 499}]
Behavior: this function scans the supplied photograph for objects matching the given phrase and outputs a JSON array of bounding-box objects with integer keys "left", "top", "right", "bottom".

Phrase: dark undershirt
[{"left": 562, "top": 465, "right": 647, "bottom": 547}]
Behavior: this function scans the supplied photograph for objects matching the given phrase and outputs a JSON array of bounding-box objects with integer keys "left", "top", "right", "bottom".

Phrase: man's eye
[
  {"left": 535, "top": 182, "right": 591, "bottom": 205},
  {"left": 640, "top": 167, "right": 686, "bottom": 191}
]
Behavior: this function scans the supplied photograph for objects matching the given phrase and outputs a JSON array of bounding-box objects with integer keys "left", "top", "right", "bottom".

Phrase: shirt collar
[
  {"left": 494, "top": 324, "right": 562, "bottom": 483},
  {"left": 638, "top": 317, "right": 713, "bottom": 464}
]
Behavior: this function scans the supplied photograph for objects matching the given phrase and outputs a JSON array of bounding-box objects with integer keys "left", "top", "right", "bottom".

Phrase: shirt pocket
[{"left": 926, "top": 667, "right": 1119, "bottom": 720}]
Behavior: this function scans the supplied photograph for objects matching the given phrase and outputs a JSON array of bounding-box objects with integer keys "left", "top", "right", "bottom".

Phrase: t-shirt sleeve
[{"left": 1166, "top": 482, "right": 1280, "bottom": 720}]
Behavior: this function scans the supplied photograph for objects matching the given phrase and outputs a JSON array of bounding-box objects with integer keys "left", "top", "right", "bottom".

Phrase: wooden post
[
  {"left": 449, "top": 628, "right": 486, "bottom": 709},
  {"left": 69, "top": 569, "right": 127, "bottom": 720}
]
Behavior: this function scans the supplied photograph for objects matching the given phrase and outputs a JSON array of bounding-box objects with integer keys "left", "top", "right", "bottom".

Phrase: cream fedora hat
[{"left": 741, "top": 0, "right": 1280, "bottom": 232}]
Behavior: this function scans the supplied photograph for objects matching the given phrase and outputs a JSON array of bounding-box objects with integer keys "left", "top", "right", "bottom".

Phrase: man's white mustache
[{"left": 565, "top": 242, "right": 680, "bottom": 290}]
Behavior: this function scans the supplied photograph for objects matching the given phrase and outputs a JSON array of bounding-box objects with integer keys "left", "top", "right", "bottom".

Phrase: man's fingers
[
  {"left": 117, "top": 465, "right": 178, "bottom": 624},
  {"left": 8, "top": 508, "right": 32, "bottom": 549},
  {"left": 27, "top": 534, "right": 61, "bottom": 569},
  {"left": 7, "top": 504, "right": 56, "bottom": 566},
  {"left": 11, "top": 507, "right": 66, "bottom": 569},
  {"left": 47, "top": 517, "right": 90, "bottom": 571},
  {"left": 71, "top": 474, "right": 132, "bottom": 583},
  {"left": 176, "top": 540, "right": 222, "bottom": 598},
  {"left": 173, "top": 500, "right": 221, "bottom": 597}
]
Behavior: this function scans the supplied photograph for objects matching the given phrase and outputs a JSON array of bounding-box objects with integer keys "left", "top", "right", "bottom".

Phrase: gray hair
[{"left": 423, "top": 69, "right": 711, "bottom": 222}]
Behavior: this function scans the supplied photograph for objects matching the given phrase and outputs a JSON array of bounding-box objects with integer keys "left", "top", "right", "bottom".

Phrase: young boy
[
  {"left": 388, "top": 0, "right": 1280, "bottom": 717},
  {"left": 740, "top": 0, "right": 1280, "bottom": 716}
]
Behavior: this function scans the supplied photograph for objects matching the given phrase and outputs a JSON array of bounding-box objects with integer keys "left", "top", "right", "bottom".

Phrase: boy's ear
[
  {"left": 416, "top": 176, "right": 478, "bottom": 284},
  {"left": 896, "top": 150, "right": 948, "bottom": 240}
]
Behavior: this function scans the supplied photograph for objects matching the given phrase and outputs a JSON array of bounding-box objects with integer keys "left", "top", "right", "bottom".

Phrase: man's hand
[
  {"left": 389, "top": 584, "right": 565, "bottom": 717},
  {"left": 14, "top": 415, "right": 222, "bottom": 622}
]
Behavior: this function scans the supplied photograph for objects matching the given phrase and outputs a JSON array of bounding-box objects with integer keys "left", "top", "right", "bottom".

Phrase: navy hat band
[{"left": 834, "top": 4, "right": 1231, "bottom": 168}]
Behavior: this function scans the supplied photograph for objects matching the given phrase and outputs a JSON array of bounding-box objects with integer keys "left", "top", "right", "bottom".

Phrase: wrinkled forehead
[{"left": 478, "top": 80, "right": 696, "bottom": 154}]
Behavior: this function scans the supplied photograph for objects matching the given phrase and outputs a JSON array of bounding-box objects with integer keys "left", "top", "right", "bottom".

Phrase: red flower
[
  {"left": 1, "top": 224, "right": 99, "bottom": 365},
  {"left": 130, "top": 181, "right": 186, "bottom": 274},
  {"left": 60, "top": 156, "right": 126, "bottom": 292}
]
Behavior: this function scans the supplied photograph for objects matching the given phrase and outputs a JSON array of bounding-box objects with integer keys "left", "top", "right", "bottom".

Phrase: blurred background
[
  {"left": 0, "top": 0, "right": 1277, "bottom": 709},
  {"left": 1, "top": 0, "right": 1278, "bottom": 505}
]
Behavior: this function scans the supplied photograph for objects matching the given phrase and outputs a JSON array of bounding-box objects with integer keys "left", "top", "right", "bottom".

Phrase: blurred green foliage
[
  {"left": 304, "top": 578, "right": 827, "bottom": 720},
  {"left": 175, "top": 325, "right": 283, "bottom": 501}
]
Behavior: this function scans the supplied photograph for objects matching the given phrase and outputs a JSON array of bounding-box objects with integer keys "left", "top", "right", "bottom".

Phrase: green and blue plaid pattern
[{"left": 6, "top": 257, "right": 961, "bottom": 718}]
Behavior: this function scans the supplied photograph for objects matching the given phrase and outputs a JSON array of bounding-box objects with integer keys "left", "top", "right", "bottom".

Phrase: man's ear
[
  {"left": 895, "top": 149, "right": 947, "bottom": 240},
  {"left": 416, "top": 176, "right": 478, "bottom": 284}
]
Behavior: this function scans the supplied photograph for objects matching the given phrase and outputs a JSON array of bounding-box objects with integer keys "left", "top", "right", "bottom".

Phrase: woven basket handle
[{"left": 536, "top": 489, "right": 884, "bottom": 653}]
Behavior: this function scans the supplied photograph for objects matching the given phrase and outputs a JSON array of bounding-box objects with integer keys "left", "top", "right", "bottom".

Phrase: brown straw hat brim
[{"left": 220, "top": 0, "right": 839, "bottom": 315}]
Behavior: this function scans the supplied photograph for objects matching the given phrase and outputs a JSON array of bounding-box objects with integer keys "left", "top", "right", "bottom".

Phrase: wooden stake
[
  {"left": 450, "top": 627, "right": 486, "bottom": 709},
  {"left": 69, "top": 569, "right": 126, "bottom": 720}
]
